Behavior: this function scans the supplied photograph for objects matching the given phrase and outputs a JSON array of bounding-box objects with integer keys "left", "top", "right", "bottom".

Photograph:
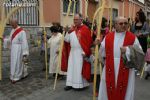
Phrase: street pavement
[{"left": 0, "top": 50, "right": 150, "bottom": 100}]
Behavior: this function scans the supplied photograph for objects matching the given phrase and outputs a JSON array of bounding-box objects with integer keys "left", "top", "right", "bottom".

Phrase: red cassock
[{"left": 61, "top": 25, "right": 93, "bottom": 81}]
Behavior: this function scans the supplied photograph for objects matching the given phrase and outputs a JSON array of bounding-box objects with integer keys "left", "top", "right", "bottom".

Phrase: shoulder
[
  {"left": 105, "top": 31, "right": 114, "bottom": 38},
  {"left": 20, "top": 30, "right": 26, "bottom": 35},
  {"left": 58, "top": 32, "right": 62, "bottom": 35},
  {"left": 126, "top": 31, "right": 136, "bottom": 43},
  {"left": 21, "top": 30, "right": 26, "bottom": 33},
  {"left": 81, "top": 25, "right": 90, "bottom": 31},
  {"left": 58, "top": 33, "right": 62, "bottom": 37},
  {"left": 126, "top": 31, "right": 136, "bottom": 37},
  {"left": 17, "top": 27, "right": 25, "bottom": 33}
]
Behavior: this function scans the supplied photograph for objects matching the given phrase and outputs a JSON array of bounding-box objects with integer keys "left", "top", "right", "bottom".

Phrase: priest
[
  {"left": 9, "top": 19, "right": 29, "bottom": 84},
  {"left": 62, "top": 14, "right": 93, "bottom": 90},
  {"left": 98, "top": 17, "right": 143, "bottom": 100}
]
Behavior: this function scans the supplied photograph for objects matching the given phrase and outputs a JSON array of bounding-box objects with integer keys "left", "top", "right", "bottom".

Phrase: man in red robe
[
  {"left": 98, "top": 17, "right": 143, "bottom": 100},
  {"left": 62, "top": 14, "right": 93, "bottom": 91}
]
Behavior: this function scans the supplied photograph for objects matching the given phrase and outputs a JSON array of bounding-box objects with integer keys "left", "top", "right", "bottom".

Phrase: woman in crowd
[
  {"left": 48, "top": 25, "right": 63, "bottom": 78},
  {"left": 131, "top": 9, "right": 150, "bottom": 53}
]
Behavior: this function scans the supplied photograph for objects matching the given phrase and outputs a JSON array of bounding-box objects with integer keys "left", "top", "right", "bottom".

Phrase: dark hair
[
  {"left": 52, "top": 22, "right": 63, "bottom": 33},
  {"left": 136, "top": 9, "right": 146, "bottom": 24},
  {"left": 50, "top": 26, "right": 58, "bottom": 33},
  {"left": 101, "top": 17, "right": 108, "bottom": 28},
  {"left": 82, "top": 17, "right": 91, "bottom": 29}
]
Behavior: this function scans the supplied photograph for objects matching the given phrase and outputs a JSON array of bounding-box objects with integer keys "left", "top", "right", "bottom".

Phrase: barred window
[
  {"left": 4, "top": 0, "right": 39, "bottom": 26},
  {"left": 63, "top": 0, "right": 80, "bottom": 14}
]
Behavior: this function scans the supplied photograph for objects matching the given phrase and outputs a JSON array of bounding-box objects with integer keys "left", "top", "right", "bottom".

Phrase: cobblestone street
[
  {"left": 0, "top": 50, "right": 150, "bottom": 100},
  {"left": 0, "top": 50, "right": 93, "bottom": 100}
]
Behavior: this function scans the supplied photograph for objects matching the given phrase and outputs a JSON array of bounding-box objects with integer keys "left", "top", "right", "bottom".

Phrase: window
[
  {"left": 4, "top": 0, "right": 39, "bottom": 26},
  {"left": 112, "top": 8, "right": 118, "bottom": 20},
  {"left": 138, "top": 0, "right": 144, "bottom": 4},
  {"left": 63, "top": 0, "right": 80, "bottom": 14}
]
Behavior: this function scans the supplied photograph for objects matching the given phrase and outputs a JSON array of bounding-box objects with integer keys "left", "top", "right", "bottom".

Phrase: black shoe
[
  {"left": 74, "top": 88, "right": 83, "bottom": 91},
  {"left": 64, "top": 86, "right": 72, "bottom": 91},
  {"left": 42, "top": 68, "right": 46, "bottom": 71},
  {"left": 58, "top": 75, "right": 66, "bottom": 80}
]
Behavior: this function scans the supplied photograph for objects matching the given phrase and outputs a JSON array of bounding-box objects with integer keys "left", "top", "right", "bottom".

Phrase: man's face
[
  {"left": 115, "top": 19, "right": 128, "bottom": 32},
  {"left": 74, "top": 15, "right": 82, "bottom": 27}
]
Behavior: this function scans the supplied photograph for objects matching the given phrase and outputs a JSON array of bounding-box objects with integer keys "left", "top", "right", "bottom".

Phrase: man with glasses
[
  {"left": 62, "top": 14, "right": 93, "bottom": 91},
  {"left": 98, "top": 17, "right": 143, "bottom": 100}
]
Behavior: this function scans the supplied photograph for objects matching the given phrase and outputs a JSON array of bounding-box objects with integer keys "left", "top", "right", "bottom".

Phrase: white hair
[{"left": 115, "top": 16, "right": 127, "bottom": 23}]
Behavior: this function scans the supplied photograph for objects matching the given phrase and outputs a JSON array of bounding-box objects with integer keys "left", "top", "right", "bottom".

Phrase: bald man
[
  {"left": 98, "top": 17, "right": 143, "bottom": 100},
  {"left": 9, "top": 19, "right": 29, "bottom": 84}
]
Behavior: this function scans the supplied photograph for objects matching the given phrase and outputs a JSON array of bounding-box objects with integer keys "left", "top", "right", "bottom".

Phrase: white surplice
[
  {"left": 48, "top": 33, "right": 62, "bottom": 74},
  {"left": 64, "top": 31, "right": 89, "bottom": 88},
  {"left": 9, "top": 27, "right": 29, "bottom": 81},
  {"left": 98, "top": 32, "right": 142, "bottom": 100}
]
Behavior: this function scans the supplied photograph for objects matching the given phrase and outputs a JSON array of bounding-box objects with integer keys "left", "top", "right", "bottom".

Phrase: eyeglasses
[
  {"left": 74, "top": 19, "right": 79, "bottom": 20},
  {"left": 118, "top": 22, "right": 128, "bottom": 26}
]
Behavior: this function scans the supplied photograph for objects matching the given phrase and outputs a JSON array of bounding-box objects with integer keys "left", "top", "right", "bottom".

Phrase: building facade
[
  {"left": 0, "top": 0, "right": 150, "bottom": 27},
  {"left": 0, "top": 0, "right": 87, "bottom": 27},
  {"left": 88, "top": 0, "right": 150, "bottom": 22},
  {"left": 145, "top": 0, "right": 150, "bottom": 19}
]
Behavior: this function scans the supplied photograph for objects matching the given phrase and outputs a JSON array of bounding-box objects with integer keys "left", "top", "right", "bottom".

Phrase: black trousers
[
  {"left": 91, "top": 74, "right": 100, "bottom": 92},
  {"left": 138, "top": 36, "right": 147, "bottom": 53}
]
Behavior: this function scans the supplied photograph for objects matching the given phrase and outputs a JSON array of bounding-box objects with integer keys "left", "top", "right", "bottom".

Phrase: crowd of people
[{"left": 4, "top": 8, "right": 150, "bottom": 100}]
